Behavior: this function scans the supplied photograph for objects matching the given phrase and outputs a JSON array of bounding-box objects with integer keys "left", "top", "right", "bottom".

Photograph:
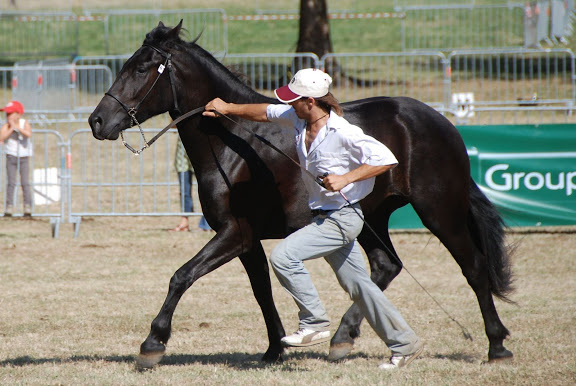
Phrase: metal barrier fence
[
  {"left": 101, "top": 9, "right": 227, "bottom": 56},
  {"left": 449, "top": 48, "right": 576, "bottom": 105},
  {"left": 0, "top": 129, "right": 68, "bottom": 235},
  {"left": 321, "top": 52, "right": 449, "bottom": 108},
  {"left": 447, "top": 48, "right": 575, "bottom": 123},
  {"left": 253, "top": 0, "right": 383, "bottom": 14},
  {"left": 0, "top": 64, "right": 113, "bottom": 114},
  {"left": 397, "top": 1, "right": 576, "bottom": 50},
  {"left": 0, "top": 9, "right": 227, "bottom": 60},
  {"left": 400, "top": 4, "right": 526, "bottom": 51},
  {"left": 453, "top": 105, "right": 575, "bottom": 125},
  {"left": 218, "top": 53, "right": 320, "bottom": 99},
  {"left": 73, "top": 54, "right": 131, "bottom": 80},
  {"left": 0, "top": 12, "right": 79, "bottom": 60},
  {"left": 68, "top": 128, "right": 201, "bottom": 220},
  {"left": 317, "top": 48, "right": 575, "bottom": 123},
  {"left": 1, "top": 127, "right": 203, "bottom": 237},
  {"left": 3, "top": 48, "right": 574, "bottom": 125},
  {"left": 394, "top": 0, "right": 516, "bottom": 7},
  {"left": 215, "top": 49, "right": 575, "bottom": 119}
]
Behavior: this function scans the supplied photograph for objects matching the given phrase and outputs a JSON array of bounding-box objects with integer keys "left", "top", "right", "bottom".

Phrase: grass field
[{"left": 0, "top": 216, "right": 574, "bottom": 385}]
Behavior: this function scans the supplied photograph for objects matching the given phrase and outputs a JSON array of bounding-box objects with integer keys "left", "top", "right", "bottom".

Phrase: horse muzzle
[{"left": 88, "top": 108, "right": 126, "bottom": 141}]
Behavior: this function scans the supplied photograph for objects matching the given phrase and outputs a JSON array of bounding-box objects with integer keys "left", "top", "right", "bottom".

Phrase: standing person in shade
[
  {"left": 170, "top": 137, "right": 211, "bottom": 232},
  {"left": 0, "top": 101, "right": 33, "bottom": 217},
  {"left": 203, "top": 68, "right": 423, "bottom": 370}
]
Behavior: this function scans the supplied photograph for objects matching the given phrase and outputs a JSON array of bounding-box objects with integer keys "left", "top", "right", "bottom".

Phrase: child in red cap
[{"left": 0, "top": 100, "right": 33, "bottom": 217}]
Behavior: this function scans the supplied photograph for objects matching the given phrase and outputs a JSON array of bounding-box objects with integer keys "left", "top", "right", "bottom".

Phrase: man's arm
[
  {"left": 203, "top": 98, "right": 269, "bottom": 122},
  {"left": 322, "top": 163, "right": 397, "bottom": 192}
]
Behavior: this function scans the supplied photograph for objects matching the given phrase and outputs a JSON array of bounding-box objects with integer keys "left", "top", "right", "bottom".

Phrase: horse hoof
[
  {"left": 488, "top": 349, "right": 513, "bottom": 363},
  {"left": 261, "top": 352, "right": 283, "bottom": 364},
  {"left": 328, "top": 342, "right": 354, "bottom": 362},
  {"left": 136, "top": 351, "right": 165, "bottom": 370}
]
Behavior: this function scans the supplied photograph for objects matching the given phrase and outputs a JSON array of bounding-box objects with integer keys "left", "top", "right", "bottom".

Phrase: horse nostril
[{"left": 89, "top": 115, "right": 102, "bottom": 130}]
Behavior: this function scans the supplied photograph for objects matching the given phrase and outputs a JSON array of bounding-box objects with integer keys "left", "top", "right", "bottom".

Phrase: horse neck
[
  {"left": 174, "top": 46, "right": 275, "bottom": 177},
  {"left": 180, "top": 46, "right": 272, "bottom": 106}
]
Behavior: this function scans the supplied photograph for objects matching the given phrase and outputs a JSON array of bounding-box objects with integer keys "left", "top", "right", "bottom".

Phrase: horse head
[{"left": 89, "top": 20, "right": 201, "bottom": 140}]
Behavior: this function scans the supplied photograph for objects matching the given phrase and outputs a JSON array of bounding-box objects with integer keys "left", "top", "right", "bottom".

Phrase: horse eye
[{"left": 135, "top": 66, "right": 147, "bottom": 75}]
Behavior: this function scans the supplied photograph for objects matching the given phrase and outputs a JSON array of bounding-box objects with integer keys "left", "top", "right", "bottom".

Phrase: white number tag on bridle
[{"left": 158, "top": 64, "right": 165, "bottom": 74}]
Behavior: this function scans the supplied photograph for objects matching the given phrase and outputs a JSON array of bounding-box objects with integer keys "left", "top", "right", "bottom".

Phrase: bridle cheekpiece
[{"left": 105, "top": 44, "right": 182, "bottom": 155}]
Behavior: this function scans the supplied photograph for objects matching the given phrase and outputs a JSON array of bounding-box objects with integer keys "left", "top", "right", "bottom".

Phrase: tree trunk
[
  {"left": 295, "top": 0, "right": 346, "bottom": 84},
  {"left": 296, "top": 0, "right": 333, "bottom": 58}
]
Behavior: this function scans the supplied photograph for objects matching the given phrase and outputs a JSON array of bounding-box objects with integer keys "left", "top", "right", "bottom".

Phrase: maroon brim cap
[{"left": 274, "top": 84, "right": 302, "bottom": 103}]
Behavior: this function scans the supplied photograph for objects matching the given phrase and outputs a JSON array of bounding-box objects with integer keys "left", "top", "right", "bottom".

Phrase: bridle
[{"left": 105, "top": 44, "right": 196, "bottom": 155}]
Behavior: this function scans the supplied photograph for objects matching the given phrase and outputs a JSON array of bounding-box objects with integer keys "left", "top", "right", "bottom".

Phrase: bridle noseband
[{"left": 105, "top": 44, "right": 185, "bottom": 155}]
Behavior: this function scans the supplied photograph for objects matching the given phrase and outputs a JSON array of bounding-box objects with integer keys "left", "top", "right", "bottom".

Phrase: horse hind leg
[
  {"left": 444, "top": 238, "right": 513, "bottom": 362},
  {"left": 412, "top": 184, "right": 514, "bottom": 362},
  {"left": 328, "top": 214, "right": 402, "bottom": 361}
]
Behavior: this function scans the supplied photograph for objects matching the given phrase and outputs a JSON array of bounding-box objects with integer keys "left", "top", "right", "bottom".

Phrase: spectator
[
  {"left": 171, "top": 138, "right": 211, "bottom": 232},
  {"left": 0, "top": 101, "right": 33, "bottom": 217}
]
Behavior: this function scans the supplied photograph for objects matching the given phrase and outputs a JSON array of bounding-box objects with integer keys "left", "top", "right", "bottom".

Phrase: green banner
[{"left": 389, "top": 124, "right": 576, "bottom": 228}]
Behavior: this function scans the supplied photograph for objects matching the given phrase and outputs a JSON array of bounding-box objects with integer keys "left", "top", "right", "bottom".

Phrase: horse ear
[
  {"left": 158, "top": 21, "right": 165, "bottom": 28},
  {"left": 170, "top": 19, "right": 183, "bottom": 36}
]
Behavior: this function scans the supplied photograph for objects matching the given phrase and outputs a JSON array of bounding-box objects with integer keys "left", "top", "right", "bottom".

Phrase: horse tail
[{"left": 467, "top": 179, "right": 515, "bottom": 302}]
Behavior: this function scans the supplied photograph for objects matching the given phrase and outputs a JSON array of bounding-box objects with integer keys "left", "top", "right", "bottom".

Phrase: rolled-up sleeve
[
  {"left": 345, "top": 126, "right": 398, "bottom": 166},
  {"left": 266, "top": 104, "right": 300, "bottom": 128}
]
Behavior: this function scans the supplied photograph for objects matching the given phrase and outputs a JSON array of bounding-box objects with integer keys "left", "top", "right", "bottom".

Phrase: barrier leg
[
  {"left": 71, "top": 216, "right": 82, "bottom": 238},
  {"left": 50, "top": 217, "right": 61, "bottom": 238}
]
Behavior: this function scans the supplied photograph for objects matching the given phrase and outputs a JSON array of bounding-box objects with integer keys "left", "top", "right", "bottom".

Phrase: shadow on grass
[
  {"left": 0, "top": 354, "right": 134, "bottom": 367},
  {"left": 432, "top": 352, "right": 478, "bottom": 363},
  {"left": 0, "top": 350, "right": 377, "bottom": 371},
  {"left": 159, "top": 350, "right": 375, "bottom": 370}
]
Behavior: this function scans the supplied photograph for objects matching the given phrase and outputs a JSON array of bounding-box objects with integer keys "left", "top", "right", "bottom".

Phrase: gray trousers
[
  {"left": 6, "top": 155, "right": 32, "bottom": 207},
  {"left": 270, "top": 204, "right": 421, "bottom": 356}
]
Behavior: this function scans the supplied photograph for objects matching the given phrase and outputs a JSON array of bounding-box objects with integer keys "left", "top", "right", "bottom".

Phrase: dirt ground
[{"left": 0, "top": 216, "right": 574, "bottom": 384}]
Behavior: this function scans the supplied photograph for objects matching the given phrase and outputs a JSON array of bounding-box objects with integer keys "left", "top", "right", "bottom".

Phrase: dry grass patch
[{"left": 0, "top": 217, "right": 574, "bottom": 384}]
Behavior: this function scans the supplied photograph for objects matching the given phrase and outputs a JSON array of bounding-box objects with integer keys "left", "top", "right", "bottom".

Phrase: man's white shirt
[{"left": 267, "top": 104, "right": 397, "bottom": 210}]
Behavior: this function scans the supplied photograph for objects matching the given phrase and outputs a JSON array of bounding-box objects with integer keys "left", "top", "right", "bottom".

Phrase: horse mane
[
  {"left": 144, "top": 22, "right": 189, "bottom": 49},
  {"left": 143, "top": 22, "right": 263, "bottom": 102}
]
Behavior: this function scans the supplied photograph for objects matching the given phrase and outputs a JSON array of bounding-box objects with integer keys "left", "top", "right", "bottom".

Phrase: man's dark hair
[{"left": 316, "top": 92, "right": 343, "bottom": 116}]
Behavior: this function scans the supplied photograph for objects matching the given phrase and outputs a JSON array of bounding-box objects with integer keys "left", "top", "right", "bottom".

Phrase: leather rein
[{"left": 105, "top": 44, "right": 204, "bottom": 155}]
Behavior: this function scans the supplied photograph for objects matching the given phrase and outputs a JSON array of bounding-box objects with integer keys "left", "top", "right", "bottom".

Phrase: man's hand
[
  {"left": 203, "top": 98, "right": 228, "bottom": 118},
  {"left": 320, "top": 164, "right": 397, "bottom": 192},
  {"left": 321, "top": 174, "right": 351, "bottom": 192}
]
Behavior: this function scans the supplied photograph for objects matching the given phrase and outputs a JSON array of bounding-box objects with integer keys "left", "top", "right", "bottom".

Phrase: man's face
[{"left": 289, "top": 97, "right": 312, "bottom": 119}]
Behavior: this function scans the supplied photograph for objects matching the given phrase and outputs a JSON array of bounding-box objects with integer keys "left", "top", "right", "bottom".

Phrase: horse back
[{"left": 342, "top": 97, "right": 471, "bottom": 209}]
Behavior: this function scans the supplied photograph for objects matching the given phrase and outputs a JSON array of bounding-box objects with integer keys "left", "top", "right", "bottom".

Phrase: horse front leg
[
  {"left": 329, "top": 224, "right": 401, "bottom": 361},
  {"left": 239, "top": 241, "right": 285, "bottom": 363},
  {"left": 137, "top": 226, "right": 246, "bottom": 369}
]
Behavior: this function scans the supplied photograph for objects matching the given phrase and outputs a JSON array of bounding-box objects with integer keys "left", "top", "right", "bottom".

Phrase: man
[{"left": 203, "top": 68, "right": 422, "bottom": 370}]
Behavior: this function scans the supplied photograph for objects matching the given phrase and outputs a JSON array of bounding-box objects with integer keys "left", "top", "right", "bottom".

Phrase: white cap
[{"left": 274, "top": 68, "right": 333, "bottom": 103}]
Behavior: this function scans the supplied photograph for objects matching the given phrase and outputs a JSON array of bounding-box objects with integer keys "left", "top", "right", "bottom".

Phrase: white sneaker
[
  {"left": 281, "top": 328, "right": 331, "bottom": 347},
  {"left": 378, "top": 345, "right": 423, "bottom": 370}
]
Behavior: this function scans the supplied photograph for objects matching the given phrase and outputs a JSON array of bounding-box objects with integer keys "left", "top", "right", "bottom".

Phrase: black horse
[{"left": 88, "top": 21, "right": 514, "bottom": 367}]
